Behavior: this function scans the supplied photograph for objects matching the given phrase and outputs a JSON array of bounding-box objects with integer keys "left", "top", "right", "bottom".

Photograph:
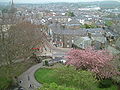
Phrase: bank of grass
[
  {"left": 35, "top": 68, "right": 57, "bottom": 84},
  {"left": 0, "top": 60, "right": 36, "bottom": 89},
  {"left": 0, "top": 77, "right": 11, "bottom": 90},
  {"left": 96, "top": 85, "right": 117, "bottom": 90},
  {"left": 35, "top": 68, "right": 117, "bottom": 90}
]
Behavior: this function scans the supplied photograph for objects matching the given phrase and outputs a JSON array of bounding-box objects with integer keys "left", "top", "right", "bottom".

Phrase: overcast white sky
[{"left": 0, "top": 0, "right": 120, "bottom": 3}]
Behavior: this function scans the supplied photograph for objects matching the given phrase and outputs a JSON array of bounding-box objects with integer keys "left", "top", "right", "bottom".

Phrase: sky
[{"left": 0, "top": 0, "right": 120, "bottom": 3}]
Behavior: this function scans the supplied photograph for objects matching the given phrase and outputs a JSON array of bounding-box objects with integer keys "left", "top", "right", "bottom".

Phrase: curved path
[
  {"left": 18, "top": 62, "right": 43, "bottom": 90},
  {"left": 17, "top": 39, "right": 71, "bottom": 90}
]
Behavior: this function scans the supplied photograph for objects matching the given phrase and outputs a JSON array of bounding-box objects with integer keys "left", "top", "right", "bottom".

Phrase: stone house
[{"left": 48, "top": 24, "right": 105, "bottom": 48}]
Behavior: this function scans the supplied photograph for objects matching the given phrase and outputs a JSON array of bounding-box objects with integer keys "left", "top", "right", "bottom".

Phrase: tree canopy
[
  {"left": 66, "top": 47, "right": 120, "bottom": 79},
  {"left": 65, "top": 11, "right": 75, "bottom": 17}
]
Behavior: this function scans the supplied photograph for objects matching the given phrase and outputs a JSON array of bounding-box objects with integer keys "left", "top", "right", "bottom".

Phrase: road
[
  {"left": 18, "top": 62, "right": 43, "bottom": 90},
  {"left": 36, "top": 46, "right": 71, "bottom": 58},
  {"left": 17, "top": 48, "right": 70, "bottom": 90},
  {"left": 17, "top": 41, "right": 71, "bottom": 90}
]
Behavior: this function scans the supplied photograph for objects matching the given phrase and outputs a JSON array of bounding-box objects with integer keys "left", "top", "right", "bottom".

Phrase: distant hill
[
  {"left": 95, "top": 1, "right": 120, "bottom": 8},
  {"left": 0, "top": 0, "right": 120, "bottom": 9},
  {"left": 77, "top": 1, "right": 120, "bottom": 8},
  {"left": 45, "top": 1, "right": 120, "bottom": 9},
  {"left": 0, "top": 2, "right": 8, "bottom": 5}
]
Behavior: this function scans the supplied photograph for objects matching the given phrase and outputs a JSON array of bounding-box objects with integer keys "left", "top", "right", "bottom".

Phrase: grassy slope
[
  {"left": 0, "top": 61, "right": 36, "bottom": 89},
  {"left": 35, "top": 68, "right": 117, "bottom": 90},
  {"left": 35, "top": 68, "right": 57, "bottom": 84}
]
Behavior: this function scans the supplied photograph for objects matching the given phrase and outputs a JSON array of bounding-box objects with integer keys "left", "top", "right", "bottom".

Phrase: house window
[
  {"left": 67, "top": 40, "right": 69, "bottom": 43},
  {"left": 80, "top": 43, "right": 83, "bottom": 47},
  {"left": 72, "top": 40, "right": 74, "bottom": 43},
  {"left": 67, "top": 45, "right": 69, "bottom": 47},
  {"left": 60, "top": 39, "right": 62, "bottom": 41},
  {"left": 59, "top": 36, "right": 62, "bottom": 40},
  {"left": 56, "top": 38, "right": 57, "bottom": 41}
]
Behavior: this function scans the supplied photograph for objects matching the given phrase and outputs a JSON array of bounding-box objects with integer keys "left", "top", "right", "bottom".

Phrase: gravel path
[{"left": 18, "top": 62, "right": 43, "bottom": 90}]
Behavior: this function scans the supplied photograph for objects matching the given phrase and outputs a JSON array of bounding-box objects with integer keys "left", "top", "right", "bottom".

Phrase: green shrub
[
  {"left": 53, "top": 66, "right": 98, "bottom": 90},
  {"left": 38, "top": 83, "right": 76, "bottom": 90},
  {"left": 0, "top": 77, "right": 12, "bottom": 90},
  {"left": 45, "top": 60, "right": 49, "bottom": 66},
  {"left": 98, "top": 79, "right": 113, "bottom": 88}
]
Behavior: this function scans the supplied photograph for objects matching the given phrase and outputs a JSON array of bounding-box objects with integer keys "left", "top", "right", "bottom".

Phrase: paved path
[
  {"left": 17, "top": 42, "right": 71, "bottom": 90},
  {"left": 18, "top": 62, "right": 43, "bottom": 90}
]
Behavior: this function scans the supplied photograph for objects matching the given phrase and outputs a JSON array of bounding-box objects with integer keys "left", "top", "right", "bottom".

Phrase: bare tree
[
  {"left": 1, "top": 21, "right": 47, "bottom": 63},
  {"left": 0, "top": 15, "right": 48, "bottom": 81}
]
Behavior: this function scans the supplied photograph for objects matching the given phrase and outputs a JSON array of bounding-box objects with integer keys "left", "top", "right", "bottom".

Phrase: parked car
[
  {"left": 59, "top": 59, "right": 66, "bottom": 64},
  {"left": 46, "top": 60, "right": 58, "bottom": 66},
  {"left": 48, "top": 60, "right": 54, "bottom": 66}
]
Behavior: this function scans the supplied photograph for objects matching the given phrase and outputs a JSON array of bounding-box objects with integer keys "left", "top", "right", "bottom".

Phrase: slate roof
[
  {"left": 49, "top": 24, "right": 105, "bottom": 36},
  {"left": 74, "top": 37, "right": 92, "bottom": 49},
  {"left": 107, "top": 46, "right": 120, "bottom": 55},
  {"left": 53, "top": 29, "right": 87, "bottom": 36},
  {"left": 67, "top": 18, "right": 80, "bottom": 24},
  {"left": 115, "top": 37, "right": 120, "bottom": 49},
  {"left": 93, "top": 37, "right": 107, "bottom": 43},
  {"left": 73, "top": 36, "right": 107, "bottom": 49}
]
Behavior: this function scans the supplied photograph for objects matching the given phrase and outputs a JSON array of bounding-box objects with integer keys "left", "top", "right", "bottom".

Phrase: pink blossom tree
[{"left": 66, "top": 47, "right": 119, "bottom": 79}]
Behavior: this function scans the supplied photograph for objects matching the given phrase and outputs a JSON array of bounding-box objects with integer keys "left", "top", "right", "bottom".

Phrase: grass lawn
[
  {"left": 35, "top": 68, "right": 57, "bottom": 84},
  {"left": 35, "top": 68, "right": 118, "bottom": 90},
  {"left": 0, "top": 60, "right": 36, "bottom": 89},
  {"left": 0, "top": 77, "right": 11, "bottom": 90}
]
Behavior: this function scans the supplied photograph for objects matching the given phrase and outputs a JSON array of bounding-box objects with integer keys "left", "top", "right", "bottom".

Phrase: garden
[{"left": 35, "top": 48, "right": 120, "bottom": 90}]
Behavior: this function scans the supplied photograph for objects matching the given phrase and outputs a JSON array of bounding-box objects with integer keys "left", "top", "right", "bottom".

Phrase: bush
[
  {"left": 65, "top": 11, "right": 75, "bottom": 17},
  {"left": 0, "top": 77, "right": 12, "bottom": 90},
  {"left": 45, "top": 60, "right": 49, "bottom": 66},
  {"left": 98, "top": 79, "right": 113, "bottom": 88},
  {"left": 38, "top": 83, "right": 76, "bottom": 90},
  {"left": 53, "top": 66, "right": 98, "bottom": 90}
]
